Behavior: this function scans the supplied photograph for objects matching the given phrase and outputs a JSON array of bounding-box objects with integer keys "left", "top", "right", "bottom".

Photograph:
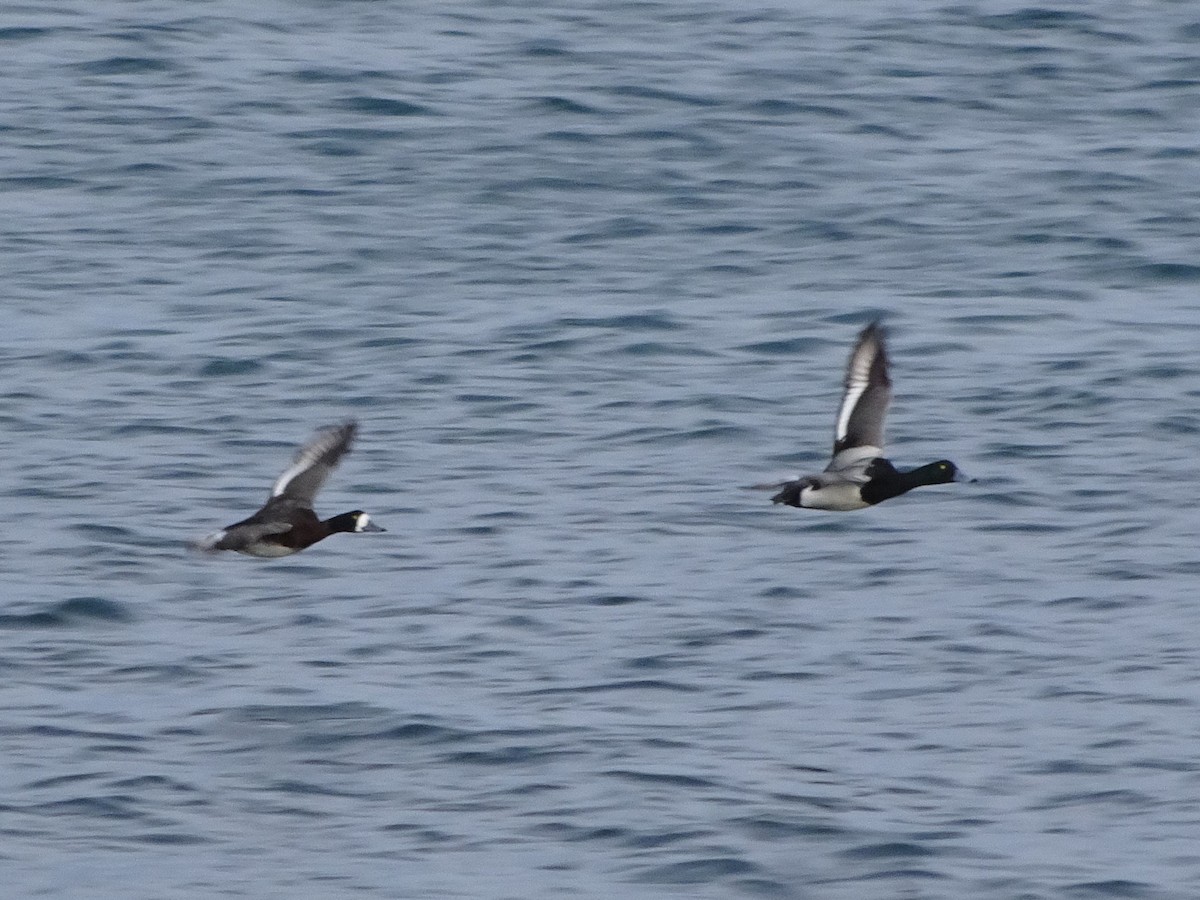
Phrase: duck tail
[{"left": 770, "top": 481, "right": 804, "bottom": 507}]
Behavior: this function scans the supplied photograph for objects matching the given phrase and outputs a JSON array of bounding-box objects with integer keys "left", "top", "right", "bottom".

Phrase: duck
[
  {"left": 764, "top": 321, "right": 967, "bottom": 511},
  {"left": 195, "top": 421, "right": 384, "bottom": 557}
]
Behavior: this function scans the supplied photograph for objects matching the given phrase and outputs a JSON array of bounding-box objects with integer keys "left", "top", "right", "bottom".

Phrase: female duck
[
  {"left": 196, "top": 421, "right": 384, "bottom": 557},
  {"left": 767, "top": 321, "right": 967, "bottom": 511}
]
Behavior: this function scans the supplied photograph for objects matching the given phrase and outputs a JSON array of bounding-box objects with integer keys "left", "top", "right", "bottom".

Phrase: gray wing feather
[
  {"left": 194, "top": 521, "right": 293, "bottom": 553},
  {"left": 832, "top": 322, "right": 891, "bottom": 456},
  {"left": 270, "top": 421, "right": 357, "bottom": 505},
  {"left": 823, "top": 445, "right": 878, "bottom": 482}
]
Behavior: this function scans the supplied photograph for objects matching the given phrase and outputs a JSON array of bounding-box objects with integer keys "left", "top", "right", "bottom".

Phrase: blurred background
[{"left": 2, "top": 2, "right": 1198, "bottom": 897}]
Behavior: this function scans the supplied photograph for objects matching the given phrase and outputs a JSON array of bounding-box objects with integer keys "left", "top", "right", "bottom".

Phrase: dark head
[
  {"left": 916, "top": 460, "right": 969, "bottom": 486},
  {"left": 324, "top": 510, "right": 386, "bottom": 534},
  {"left": 860, "top": 458, "right": 969, "bottom": 505}
]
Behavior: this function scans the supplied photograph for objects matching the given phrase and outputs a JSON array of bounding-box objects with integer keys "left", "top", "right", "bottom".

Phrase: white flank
[
  {"left": 800, "top": 482, "right": 870, "bottom": 512},
  {"left": 241, "top": 542, "right": 299, "bottom": 559}
]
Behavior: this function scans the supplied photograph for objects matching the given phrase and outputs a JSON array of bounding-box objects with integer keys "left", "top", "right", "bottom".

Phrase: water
[{"left": 2, "top": 1, "right": 1200, "bottom": 897}]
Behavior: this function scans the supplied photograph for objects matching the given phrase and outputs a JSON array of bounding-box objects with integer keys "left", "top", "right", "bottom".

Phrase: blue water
[{"left": 3, "top": 2, "right": 1200, "bottom": 897}]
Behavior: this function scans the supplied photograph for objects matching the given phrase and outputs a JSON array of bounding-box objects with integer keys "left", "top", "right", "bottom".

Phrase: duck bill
[
  {"left": 952, "top": 469, "right": 974, "bottom": 483},
  {"left": 361, "top": 521, "right": 386, "bottom": 532}
]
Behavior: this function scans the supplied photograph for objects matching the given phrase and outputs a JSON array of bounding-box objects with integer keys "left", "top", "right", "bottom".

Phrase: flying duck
[
  {"left": 766, "top": 321, "right": 967, "bottom": 511},
  {"left": 195, "top": 421, "right": 384, "bottom": 557}
]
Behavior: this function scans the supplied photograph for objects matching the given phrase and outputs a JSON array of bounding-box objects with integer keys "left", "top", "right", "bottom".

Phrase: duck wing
[
  {"left": 831, "top": 321, "right": 891, "bottom": 458},
  {"left": 270, "top": 421, "right": 357, "bottom": 506},
  {"left": 194, "top": 520, "right": 293, "bottom": 553}
]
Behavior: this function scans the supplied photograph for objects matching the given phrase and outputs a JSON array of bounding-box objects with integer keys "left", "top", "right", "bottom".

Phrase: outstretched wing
[
  {"left": 271, "top": 421, "right": 357, "bottom": 505},
  {"left": 832, "top": 321, "right": 891, "bottom": 457}
]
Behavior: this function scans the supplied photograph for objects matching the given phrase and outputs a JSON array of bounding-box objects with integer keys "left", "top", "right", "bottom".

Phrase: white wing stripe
[
  {"left": 271, "top": 426, "right": 350, "bottom": 497},
  {"left": 272, "top": 459, "right": 310, "bottom": 497},
  {"left": 835, "top": 341, "right": 875, "bottom": 443}
]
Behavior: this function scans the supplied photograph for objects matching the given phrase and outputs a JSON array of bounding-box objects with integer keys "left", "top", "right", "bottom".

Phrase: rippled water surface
[{"left": 3, "top": 2, "right": 1200, "bottom": 898}]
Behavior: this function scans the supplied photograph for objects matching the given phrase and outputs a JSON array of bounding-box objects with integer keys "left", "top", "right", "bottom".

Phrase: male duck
[
  {"left": 196, "top": 421, "right": 384, "bottom": 557},
  {"left": 767, "top": 321, "right": 967, "bottom": 511}
]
